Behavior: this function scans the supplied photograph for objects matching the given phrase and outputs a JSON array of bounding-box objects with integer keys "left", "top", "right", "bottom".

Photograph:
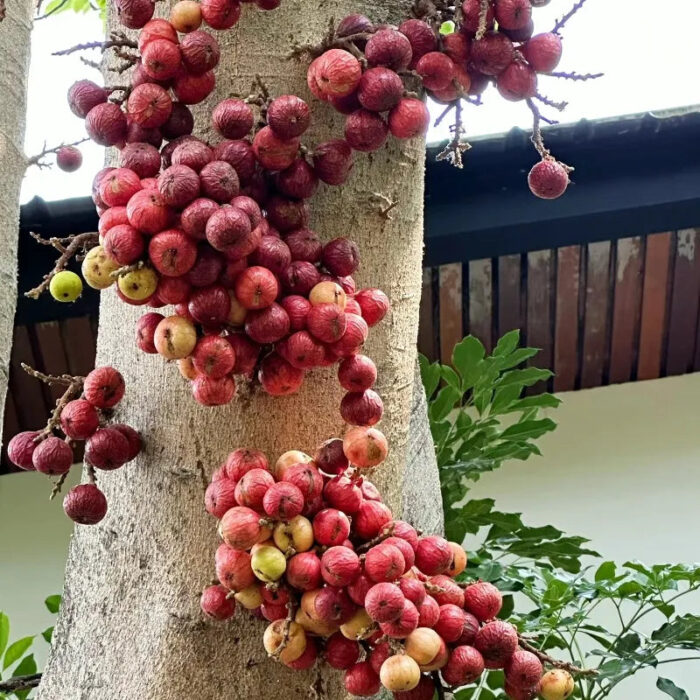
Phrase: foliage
[
  {"left": 39, "top": 0, "right": 105, "bottom": 22},
  {"left": 421, "top": 331, "right": 700, "bottom": 699},
  {"left": 0, "top": 596, "right": 60, "bottom": 700}
]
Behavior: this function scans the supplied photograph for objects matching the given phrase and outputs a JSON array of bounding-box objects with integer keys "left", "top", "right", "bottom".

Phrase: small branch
[
  {"left": 434, "top": 101, "right": 455, "bottom": 128},
  {"left": 109, "top": 260, "right": 146, "bottom": 280},
  {"left": 80, "top": 56, "right": 102, "bottom": 70},
  {"left": 26, "top": 137, "right": 90, "bottom": 170},
  {"left": 553, "top": 0, "right": 589, "bottom": 34},
  {"left": 50, "top": 471, "right": 69, "bottom": 500},
  {"left": 0, "top": 673, "right": 42, "bottom": 694},
  {"left": 21, "top": 363, "right": 78, "bottom": 387},
  {"left": 25, "top": 232, "right": 98, "bottom": 299},
  {"left": 526, "top": 98, "right": 550, "bottom": 160},
  {"left": 518, "top": 636, "right": 598, "bottom": 677},
  {"left": 535, "top": 93, "right": 568, "bottom": 112},
  {"left": 53, "top": 31, "right": 137, "bottom": 56},
  {"left": 476, "top": 0, "right": 490, "bottom": 40},
  {"left": 356, "top": 523, "right": 396, "bottom": 553},
  {"left": 35, "top": 0, "right": 68, "bottom": 20},
  {"left": 436, "top": 100, "right": 471, "bottom": 168},
  {"left": 550, "top": 70, "right": 604, "bottom": 81},
  {"left": 271, "top": 601, "right": 297, "bottom": 660}
]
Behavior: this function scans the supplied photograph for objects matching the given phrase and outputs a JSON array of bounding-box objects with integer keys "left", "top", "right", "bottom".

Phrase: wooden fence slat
[
  {"left": 438, "top": 264, "right": 463, "bottom": 364},
  {"left": 498, "top": 255, "right": 522, "bottom": 337},
  {"left": 526, "top": 250, "right": 554, "bottom": 393},
  {"left": 665, "top": 229, "right": 700, "bottom": 376},
  {"left": 9, "top": 325, "right": 49, "bottom": 430},
  {"left": 418, "top": 268, "right": 437, "bottom": 361},
  {"left": 554, "top": 246, "right": 581, "bottom": 392},
  {"left": 61, "top": 317, "right": 98, "bottom": 377},
  {"left": 581, "top": 241, "right": 612, "bottom": 389},
  {"left": 609, "top": 237, "right": 644, "bottom": 384},
  {"left": 637, "top": 232, "right": 672, "bottom": 380},
  {"left": 33, "top": 321, "right": 72, "bottom": 404},
  {"left": 468, "top": 259, "right": 493, "bottom": 353}
]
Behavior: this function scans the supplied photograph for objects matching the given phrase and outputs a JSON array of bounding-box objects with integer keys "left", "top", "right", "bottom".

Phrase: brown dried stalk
[{"left": 25, "top": 232, "right": 98, "bottom": 299}]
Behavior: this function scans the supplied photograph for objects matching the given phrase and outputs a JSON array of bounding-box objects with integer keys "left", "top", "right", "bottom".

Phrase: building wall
[{"left": 1, "top": 375, "right": 699, "bottom": 696}]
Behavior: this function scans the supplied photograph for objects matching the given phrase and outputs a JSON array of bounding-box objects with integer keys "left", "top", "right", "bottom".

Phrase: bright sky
[{"left": 21, "top": 0, "right": 700, "bottom": 203}]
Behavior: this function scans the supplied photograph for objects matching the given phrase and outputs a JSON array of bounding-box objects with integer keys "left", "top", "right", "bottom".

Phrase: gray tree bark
[
  {"left": 0, "top": 0, "right": 32, "bottom": 438},
  {"left": 37, "top": 2, "right": 442, "bottom": 698}
]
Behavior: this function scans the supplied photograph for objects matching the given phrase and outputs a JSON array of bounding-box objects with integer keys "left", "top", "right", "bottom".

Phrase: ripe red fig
[
  {"left": 471, "top": 31, "right": 514, "bottom": 75},
  {"left": 312, "top": 508, "right": 351, "bottom": 546},
  {"left": 215, "top": 543, "right": 255, "bottom": 591},
  {"left": 258, "top": 352, "right": 304, "bottom": 395},
  {"left": 321, "top": 546, "right": 362, "bottom": 587},
  {"left": 355, "top": 287, "right": 390, "bottom": 326},
  {"left": 399, "top": 19, "right": 437, "bottom": 65},
  {"left": 180, "top": 30, "right": 220, "bottom": 75},
  {"left": 528, "top": 158, "right": 571, "bottom": 199},
  {"left": 379, "top": 598, "right": 419, "bottom": 638},
  {"left": 354, "top": 500, "right": 393, "bottom": 539},
  {"left": 7, "top": 431, "right": 40, "bottom": 470},
  {"left": 263, "top": 481, "right": 305, "bottom": 520},
  {"left": 312, "top": 139, "right": 354, "bottom": 185},
  {"left": 474, "top": 619, "right": 519, "bottom": 669},
  {"left": 345, "top": 109, "right": 389, "bottom": 152},
  {"left": 338, "top": 354, "right": 377, "bottom": 391},
  {"left": 415, "top": 535, "right": 453, "bottom": 576},
  {"left": 204, "top": 478, "right": 238, "bottom": 519},
  {"left": 267, "top": 95, "right": 311, "bottom": 138},
  {"left": 85, "top": 428, "right": 130, "bottom": 471},
  {"left": 314, "top": 438, "right": 349, "bottom": 475},
  {"left": 308, "top": 49, "right": 362, "bottom": 99},
  {"left": 325, "top": 632, "right": 360, "bottom": 670},
  {"left": 463, "top": 580, "right": 503, "bottom": 621},
  {"left": 497, "top": 61, "right": 537, "bottom": 101},
  {"left": 442, "top": 644, "right": 485, "bottom": 685},
  {"left": 344, "top": 661, "right": 380, "bottom": 697},
  {"left": 60, "top": 399, "right": 99, "bottom": 440},
  {"left": 389, "top": 98, "right": 430, "bottom": 139},
  {"left": 84, "top": 366, "right": 125, "bottom": 408},
  {"left": 343, "top": 426, "right": 389, "bottom": 469},
  {"left": 63, "top": 483, "right": 108, "bottom": 525},
  {"left": 200, "top": 584, "right": 236, "bottom": 620},
  {"left": 365, "top": 28, "right": 413, "bottom": 71},
  {"left": 212, "top": 98, "right": 254, "bottom": 139},
  {"left": 522, "top": 32, "right": 562, "bottom": 73},
  {"left": 505, "top": 649, "right": 544, "bottom": 689},
  {"left": 365, "top": 582, "right": 405, "bottom": 622}
]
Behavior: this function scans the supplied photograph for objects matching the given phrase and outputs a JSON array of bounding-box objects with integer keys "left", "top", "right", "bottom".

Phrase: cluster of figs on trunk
[
  {"left": 6, "top": 367, "right": 142, "bottom": 525},
  {"left": 65, "top": 0, "right": 394, "bottom": 406},
  {"left": 200, "top": 444, "right": 574, "bottom": 700},
  {"left": 306, "top": 0, "right": 573, "bottom": 199}
]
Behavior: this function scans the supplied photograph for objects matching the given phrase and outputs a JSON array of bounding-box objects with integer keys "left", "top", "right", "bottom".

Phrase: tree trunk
[
  {"left": 38, "top": 2, "right": 440, "bottom": 698},
  {"left": 0, "top": 0, "right": 31, "bottom": 435}
]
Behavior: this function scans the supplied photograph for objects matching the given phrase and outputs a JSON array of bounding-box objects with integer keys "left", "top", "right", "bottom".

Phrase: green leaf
[
  {"left": 3, "top": 637, "right": 33, "bottom": 671},
  {"left": 502, "top": 393, "right": 562, "bottom": 413},
  {"left": 490, "top": 384, "right": 522, "bottom": 414},
  {"left": 614, "top": 632, "right": 641, "bottom": 654},
  {"left": 657, "top": 677, "right": 689, "bottom": 700},
  {"left": 419, "top": 355, "right": 441, "bottom": 400},
  {"left": 44, "top": 595, "right": 62, "bottom": 614},
  {"left": 651, "top": 614, "right": 700, "bottom": 647},
  {"left": 497, "top": 367, "right": 552, "bottom": 389},
  {"left": 595, "top": 561, "right": 616, "bottom": 581},
  {"left": 499, "top": 418, "right": 557, "bottom": 441},
  {"left": 441, "top": 364, "right": 461, "bottom": 391},
  {"left": 0, "top": 613, "right": 8, "bottom": 659},
  {"left": 42, "top": 627, "right": 54, "bottom": 643},
  {"left": 493, "top": 329, "right": 520, "bottom": 356},
  {"left": 495, "top": 347, "right": 539, "bottom": 371},
  {"left": 12, "top": 654, "right": 37, "bottom": 700},
  {"left": 439, "top": 20, "right": 455, "bottom": 35},
  {"left": 429, "top": 385, "right": 461, "bottom": 422},
  {"left": 452, "top": 336, "right": 485, "bottom": 388}
]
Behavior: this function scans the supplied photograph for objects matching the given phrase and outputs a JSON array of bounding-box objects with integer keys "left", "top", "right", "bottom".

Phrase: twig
[
  {"left": 271, "top": 601, "right": 297, "bottom": 659},
  {"left": 21, "top": 365, "right": 85, "bottom": 441},
  {"left": 525, "top": 98, "right": 550, "bottom": 160},
  {"left": 553, "top": 0, "right": 589, "bottom": 34},
  {"left": 80, "top": 56, "right": 102, "bottom": 70},
  {"left": 50, "top": 471, "right": 69, "bottom": 500},
  {"left": 53, "top": 31, "right": 137, "bottom": 56},
  {"left": 535, "top": 93, "right": 568, "bottom": 112},
  {"left": 436, "top": 100, "right": 471, "bottom": 168},
  {"left": 434, "top": 101, "right": 455, "bottom": 128},
  {"left": 26, "top": 137, "right": 90, "bottom": 170},
  {"left": 356, "top": 523, "right": 396, "bottom": 553},
  {"left": 35, "top": 0, "right": 68, "bottom": 20},
  {"left": 25, "top": 232, "right": 98, "bottom": 299},
  {"left": 550, "top": 70, "right": 604, "bottom": 82},
  {"left": 475, "top": 0, "right": 490, "bottom": 40},
  {"left": 0, "top": 673, "right": 42, "bottom": 694},
  {"left": 109, "top": 260, "right": 146, "bottom": 279},
  {"left": 518, "top": 636, "right": 598, "bottom": 676}
]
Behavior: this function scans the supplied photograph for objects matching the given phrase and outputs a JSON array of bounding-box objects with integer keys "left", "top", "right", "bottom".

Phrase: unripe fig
[
  {"left": 380, "top": 654, "right": 421, "bottom": 692},
  {"left": 447, "top": 541, "right": 468, "bottom": 577},
  {"left": 234, "top": 583, "right": 263, "bottom": 610},
  {"left": 251, "top": 544, "right": 287, "bottom": 583},
  {"left": 82, "top": 246, "right": 119, "bottom": 290},
  {"left": 539, "top": 670, "right": 574, "bottom": 700},
  {"left": 340, "top": 608, "right": 375, "bottom": 641},
  {"left": 343, "top": 426, "right": 389, "bottom": 468},
  {"left": 274, "top": 514, "right": 314, "bottom": 553},
  {"left": 154, "top": 315, "right": 197, "bottom": 359},
  {"left": 263, "top": 620, "right": 306, "bottom": 664},
  {"left": 273, "top": 450, "right": 312, "bottom": 479},
  {"left": 309, "top": 280, "right": 346, "bottom": 308},
  {"left": 405, "top": 627, "right": 442, "bottom": 664}
]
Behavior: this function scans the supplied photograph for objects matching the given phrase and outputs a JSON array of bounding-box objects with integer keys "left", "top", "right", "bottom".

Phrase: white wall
[
  {"left": 466, "top": 373, "right": 700, "bottom": 699},
  {"left": 1, "top": 375, "right": 699, "bottom": 695}
]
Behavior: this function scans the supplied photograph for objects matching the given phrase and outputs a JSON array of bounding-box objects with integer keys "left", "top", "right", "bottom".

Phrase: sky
[{"left": 21, "top": 0, "right": 700, "bottom": 203}]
